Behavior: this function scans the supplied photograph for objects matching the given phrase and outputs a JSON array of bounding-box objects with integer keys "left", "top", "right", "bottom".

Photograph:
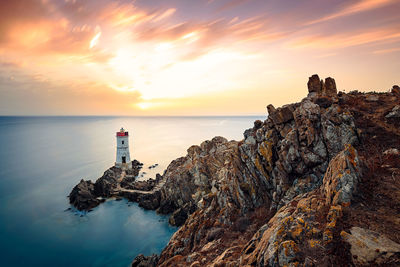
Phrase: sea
[{"left": 0, "top": 116, "right": 264, "bottom": 267}]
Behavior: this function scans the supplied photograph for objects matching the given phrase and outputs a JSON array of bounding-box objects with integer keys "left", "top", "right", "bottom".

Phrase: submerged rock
[{"left": 131, "top": 254, "right": 159, "bottom": 267}]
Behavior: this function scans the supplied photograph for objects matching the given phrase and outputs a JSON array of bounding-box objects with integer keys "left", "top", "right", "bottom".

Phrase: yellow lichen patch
[
  {"left": 340, "top": 230, "right": 350, "bottom": 239},
  {"left": 290, "top": 223, "right": 304, "bottom": 239},
  {"left": 281, "top": 240, "right": 299, "bottom": 256},
  {"left": 345, "top": 143, "right": 358, "bottom": 167},
  {"left": 296, "top": 198, "right": 312, "bottom": 213},
  {"left": 327, "top": 205, "right": 343, "bottom": 223},
  {"left": 341, "top": 201, "right": 351, "bottom": 207},
  {"left": 308, "top": 239, "right": 321, "bottom": 248},
  {"left": 310, "top": 227, "right": 321, "bottom": 237},
  {"left": 323, "top": 229, "right": 333, "bottom": 243},
  {"left": 258, "top": 140, "right": 274, "bottom": 172},
  {"left": 254, "top": 156, "right": 269, "bottom": 179}
]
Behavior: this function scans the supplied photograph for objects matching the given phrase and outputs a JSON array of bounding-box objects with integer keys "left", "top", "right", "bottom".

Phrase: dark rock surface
[
  {"left": 131, "top": 254, "right": 159, "bottom": 267},
  {"left": 69, "top": 179, "right": 103, "bottom": 210}
]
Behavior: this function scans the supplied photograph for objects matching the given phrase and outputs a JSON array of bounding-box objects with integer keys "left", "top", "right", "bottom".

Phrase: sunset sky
[{"left": 0, "top": 0, "right": 399, "bottom": 115}]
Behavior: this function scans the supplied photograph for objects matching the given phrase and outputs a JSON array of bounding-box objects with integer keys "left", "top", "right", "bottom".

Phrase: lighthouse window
[{"left": 122, "top": 141, "right": 124, "bottom": 144}]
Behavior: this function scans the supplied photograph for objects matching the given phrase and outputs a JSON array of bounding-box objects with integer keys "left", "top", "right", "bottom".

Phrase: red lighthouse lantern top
[{"left": 116, "top": 127, "right": 129, "bottom": 137}]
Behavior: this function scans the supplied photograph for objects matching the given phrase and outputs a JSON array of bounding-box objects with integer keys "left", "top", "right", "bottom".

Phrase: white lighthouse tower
[{"left": 115, "top": 127, "right": 131, "bottom": 169}]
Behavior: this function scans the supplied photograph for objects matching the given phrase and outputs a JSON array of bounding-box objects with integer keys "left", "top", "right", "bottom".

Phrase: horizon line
[{"left": 0, "top": 114, "right": 267, "bottom": 118}]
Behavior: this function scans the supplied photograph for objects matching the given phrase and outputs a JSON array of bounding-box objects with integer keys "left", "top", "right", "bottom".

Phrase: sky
[{"left": 0, "top": 0, "right": 399, "bottom": 116}]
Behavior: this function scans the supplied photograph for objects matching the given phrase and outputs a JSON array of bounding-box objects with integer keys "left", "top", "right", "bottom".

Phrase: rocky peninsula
[{"left": 70, "top": 75, "right": 400, "bottom": 266}]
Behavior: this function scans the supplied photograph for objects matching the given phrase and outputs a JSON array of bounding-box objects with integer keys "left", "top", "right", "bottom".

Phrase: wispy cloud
[
  {"left": 290, "top": 28, "right": 400, "bottom": 49},
  {"left": 304, "top": 0, "right": 396, "bottom": 26},
  {"left": 373, "top": 46, "right": 400, "bottom": 54}
]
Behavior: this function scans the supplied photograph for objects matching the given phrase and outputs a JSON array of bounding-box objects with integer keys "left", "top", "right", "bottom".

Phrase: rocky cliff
[{"left": 133, "top": 75, "right": 400, "bottom": 266}]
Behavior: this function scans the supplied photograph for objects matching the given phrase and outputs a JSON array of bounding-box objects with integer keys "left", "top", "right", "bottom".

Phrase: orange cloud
[
  {"left": 290, "top": 28, "right": 400, "bottom": 49},
  {"left": 373, "top": 47, "right": 400, "bottom": 54},
  {"left": 305, "top": 0, "right": 396, "bottom": 25}
]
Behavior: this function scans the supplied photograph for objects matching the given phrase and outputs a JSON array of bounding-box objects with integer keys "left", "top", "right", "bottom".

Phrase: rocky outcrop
[
  {"left": 323, "top": 144, "right": 361, "bottom": 206},
  {"left": 240, "top": 144, "right": 362, "bottom": 266},
  {"left": 392, "top": 85, "right": 400, "bottom": 97},
  {"left": 146, "top": 75, "right": 400, "bottom": 266},
  {"left": 69, "top": 161, "right": 166, "bottom": 211},
  {"left": 69, "top": 179, "right": 103, "bottom": 210},
  {"left": 307, "top": 74, "right": 337, "bottom": 97}
]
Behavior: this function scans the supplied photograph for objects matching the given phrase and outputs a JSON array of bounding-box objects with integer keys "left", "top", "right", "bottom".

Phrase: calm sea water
[{"left": 0, "top": 116, "right": 263, "bottom": 267}]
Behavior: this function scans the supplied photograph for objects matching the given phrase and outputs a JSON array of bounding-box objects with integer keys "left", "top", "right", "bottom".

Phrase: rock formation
[
  {"left": 69, "top": 160, "right": 165, "bottom": 211},
  {"left": 144, "top": 75, "right": 399, "bottom": 266}
]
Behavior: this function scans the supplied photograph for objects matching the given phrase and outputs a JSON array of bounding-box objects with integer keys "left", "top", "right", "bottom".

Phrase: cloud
[
  {"left": 0, "top": 70, "right": 143, "bottom": 115},
  {"left": 304, "top": 0, "right": 396, "bottom": 26},
  {"left": 373, "top": 46, "right": 400, "bottom": 54},
  {"left": 216, "top": 0, "right": 250, "bottom": 12},
  {"left": 290, "top": 27, "right": 400, "bottom": 49},
  {"left": 132, "top": 15, "right": 286, "bottom": 62}
]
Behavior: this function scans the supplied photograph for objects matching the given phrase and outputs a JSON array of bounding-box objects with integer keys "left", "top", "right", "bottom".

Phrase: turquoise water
[{"left": 0, "top": 116, "right": 263, "bottom": 267}]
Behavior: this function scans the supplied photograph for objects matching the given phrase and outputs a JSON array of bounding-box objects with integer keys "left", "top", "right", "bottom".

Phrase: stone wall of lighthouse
[{"left": 115, "top": 128, "right": 131, "bottom": 168}]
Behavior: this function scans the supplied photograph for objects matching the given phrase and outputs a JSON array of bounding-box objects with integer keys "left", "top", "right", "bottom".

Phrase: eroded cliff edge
[{"left": 134, "top": 75, "right": 400, "bottom": 266}]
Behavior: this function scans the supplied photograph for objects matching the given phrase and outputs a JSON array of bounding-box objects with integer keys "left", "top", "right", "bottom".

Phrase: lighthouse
[{"left": 115, "top": 127, "right": 131, "bottom": 168}]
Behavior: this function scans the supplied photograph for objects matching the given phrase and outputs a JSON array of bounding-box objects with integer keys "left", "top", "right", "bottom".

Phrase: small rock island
[
  {"left": 69, "top": 127, "right": 165, "bottom": 212},
  {"left": 69, "top": 75, "right": 400, "bottom": 267}
]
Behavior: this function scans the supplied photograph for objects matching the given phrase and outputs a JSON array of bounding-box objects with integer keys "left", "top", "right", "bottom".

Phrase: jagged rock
[
  {"left": 69, "top": 179, "right": 102, "bottom": 210},
  {"left": 392, "top": 85, "right": 400, "bottom": 97},
  {"left": 307, "top": 75, "right": 337, "bottom": 97},
  {"left": 323, "top": 144, "right": 361, "bottom": 206},
  {"left": 131, "top": 254, "right": 159, "bottom": 267},
  {"left": 341, "top": 227, "right": 400, "bottom": 265},
  {"left": 138, "top": 191, "right": 161, "bottom": 210},
  {"left": 267, "top": 104, "right": 295, "bottom": 125},
  {"left": 385, "top": 105, "right": 400, "bottom": 118},
  {"left": 94, "top": 167, "right": 121, "bottom": 197},
  {"left": 322, "top": 77, "right": 337, "bottom": 96},
  {"left": 315, "top": 96, "right": 333, "bottom": 108},
  {"left": 240, "top": 146, "right": 363, "bottom": 266},
  {"left": 206, "top": 227, "right": 224, "bottom": 242},
  {"left": 168, "top": 202, "right": 197, "bottom": 226},
  {"left": 307, "top": 74, "right": 322, "bottom": 94}
]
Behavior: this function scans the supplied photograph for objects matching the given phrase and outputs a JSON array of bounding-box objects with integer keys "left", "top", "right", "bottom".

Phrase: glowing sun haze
[{"left": 0, "top": 0, "right": 399, "bottom": 115}]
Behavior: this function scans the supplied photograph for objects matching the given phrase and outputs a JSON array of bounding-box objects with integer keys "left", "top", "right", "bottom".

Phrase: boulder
[
  {"left": 322, "top": 77, "right": 337, "bottom": 96},
  {"left": 131, "top": 254, "right": 159, "bottom": 267},
  {"left": 267, "top": 104, "right": 295, "bottom": 125},
  {"left": 385, "top": 105, "right": 400, "bottom": 118},
  {"left": 341, "top": 227, "right": 400, "bottom": 265},
  {"left": 69, "top": 179, "right": 101, "bottom": 210},
  {"left": 392, "top": 85, "right": 400, "bottom": 97},
  {"left": 307, "top": 74, "right": 322, "bottom": 94}
]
